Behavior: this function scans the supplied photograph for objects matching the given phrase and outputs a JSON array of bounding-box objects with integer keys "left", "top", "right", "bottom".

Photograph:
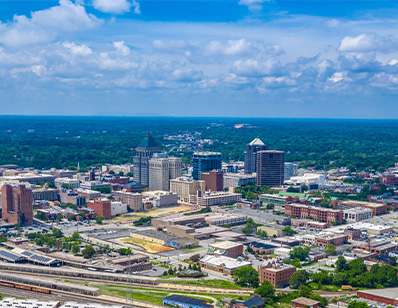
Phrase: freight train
[{"left": 0, "top": 281, "right": 51, "bottom": 294}]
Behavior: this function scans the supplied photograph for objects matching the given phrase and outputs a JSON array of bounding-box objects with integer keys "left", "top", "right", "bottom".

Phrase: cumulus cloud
[
  {"left": 338, "top": 33, "right": 396, "bottom": 53},
  {"left": 0, "top": 0, "right": 101, "bottom": 47},
  {"left": 231, "top": 58, "right": 283, "bottom": 77},
  {"left": 204, "top": 39, "right": 252, "bottom": 56},
  {"left": 153, "top": 40, "right": 189, "bottom": 50},
  {"left": 93, "top": 0, "right": 140, "bottom": 14},
  {"left": 63, "top": 42, "right": 92, "bottom": 56},
  {"left": 113, "top": 41, "right": 130, "bottom": 56}
]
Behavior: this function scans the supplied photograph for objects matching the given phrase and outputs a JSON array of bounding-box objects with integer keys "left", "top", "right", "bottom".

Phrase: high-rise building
[
  {"left": 244, "top": 138, "right": 267, "bottom": 174},
  {"left": 200, "top": 170, "right": 223, "bottom": 191},
  {"left": 192, "top": 152, "right": 222, "bottom": 180},
  {"left": 256, "top": 150, "right": 285, "bottom": 187},
  {"left": 284, "top": 162, "right": 298, "bottom": 180},
  {"left": 169, "top": 157, "right": 182, "bottom": 180},
  {"left": 170, "top": 177, "right": 205, "bottom": 203},
  {"left": 149, "top": 154, "right": 170, "bottom": 191},
  {"left": 1, "top": 184, "right": 33, "bottom": 225},
  {"left": 133, "top": 135, "right": 161, "bottom": 186}
]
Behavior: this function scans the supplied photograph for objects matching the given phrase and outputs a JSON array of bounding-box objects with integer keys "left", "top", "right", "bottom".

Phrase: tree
[
  {"left": 71, "top": 231, "right": 80, "bottom": 241},
  {"left": 56, "top": 215, "right": 63, "bottom": 221},
  {"left": 95, "top": 216, "right": 105, "bottom": 224},
  {"left": 287, "top": 186, "right": 300, "bottom": 193},
  {"left": 254, "top": 281, "right": 275, "bottom": 304},
  {"left": 233, "top": 266, "right": 260, "bottom": 288},
  {"left": 69, "top": 214, "right": 76, "bottom": 221},
  {"left": 52, "top": 228, "right": 63, "bottom": 238},
  {"left": 118, "top": 247, "right": 132, "bottom": 255},
  {"left": 283, "top": 226, "right": 297, "bottom": 236},
  {"left": 325, "top": 244, "right": 337, "bottom": 255},
  {"left": 347, "top": 300, "right": 370, "bottom": 308},
  {"left": 241, "top": 225, "right": 253, "bottom": 235},
  {"left": 332, "top": 272, "right": 349, "bottom": 285},
  {"left": 336, "top": 256, "right": 348, "bottom": 272},
  {"left": 35, "top": 211, "right": 47, "bottom": 221},
  {"left": 290, "top": 270, "right": 310, "bottom": 289},
  {"left": 61, "top": 183, "right": 71, "bottom": 189},
  {"left": 72, "top": 243, "right": 80, "bottom": 254},
  {"left": 301, "top": 185, "right": 309, "bottom": 192},
  {"left": 256, "top": 229, "right": 268, "bottom": 238},
  {"left": 83, "top": 244, "right": 95, "bottom": 259},
  {"left": 289, "top": 246, "right": 310, "bottom": 261},
  {"left": 109, "top": 170, "right": 115, "bottom": 175}
]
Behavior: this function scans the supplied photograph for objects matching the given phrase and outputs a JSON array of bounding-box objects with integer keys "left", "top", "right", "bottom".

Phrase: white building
[
  {"left": 223, "top": 173, "right": 256, "bottom": 189},
  {"left": 55, "top": 177, "right": 80, "bottom": 189},
  {"left": 149, "top": 154, "right": 170, "bottom": 191},
  {"left": 286, "top": 173, "right": 326, "bottom": 188},
  {"left": 111, "top": 201, "right": 128, "bottom": 216},
  {"left": 284, "top": 162, "right": 298, "bottom": 180},
  {"left": 196, "top": 190, "right": 242, "bottom": 206},
  {"left": 113, "top": 191, "right": 143, "bottom": 212},
  {"left": 102, "top": 163, "right": 133, "bottom": 175},
  {"left": 343, "top": 207, "right": 373, "bottom": 222},
  {"left": 169, "top": 157, "right": 182, "bottom": 180},
  {"left": 80, "top": 181, "right": 111, "bottom": 190},
  {"left": 143, "top": 190, "right": 178, "bottom": 207},
  {"left": 170, "top": 177, "right": 205, "bottom": 203},
  {"left": 0, "top": 297, "right": 60, "bottom": 308}
]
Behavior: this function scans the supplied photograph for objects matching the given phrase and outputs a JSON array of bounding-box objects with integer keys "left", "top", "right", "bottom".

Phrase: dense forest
[{"left": 0, "top": 116, "right": 397, "bottom": 171}]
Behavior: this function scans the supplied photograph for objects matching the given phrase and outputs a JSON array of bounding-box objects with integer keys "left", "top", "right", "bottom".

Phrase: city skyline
[{"left": 1, "top": 1, "right": 398, "bottom": 118}]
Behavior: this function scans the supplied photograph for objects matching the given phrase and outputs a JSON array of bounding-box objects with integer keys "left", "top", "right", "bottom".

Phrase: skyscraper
[
  {"left": 1, "top": 184, "right": 33, "bottom": 225},
  {"left": 244, "top": 138, "right": 267, "bottom": 174},
  {"left": 284, "top": 162, "right": 298, "bottom": 180},
  {"left": 256, "top": 150, "right": 285, "bottom": 187},
  {"left": 149, "top": 153, "right": 170, "bottom": 191},
  {"left": 192, "top": 152, "right": 222, "bottom": 180},
  {"left": 169, "top": 157, "right": 182, "bottom": 180},
  {"left": 133, "top": 135, "right": 161, "bottom": 186}
]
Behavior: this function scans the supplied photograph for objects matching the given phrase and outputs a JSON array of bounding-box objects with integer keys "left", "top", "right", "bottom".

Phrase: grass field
[
  {"left": 158, "top": 279, "right": 246, "bottom": 289},
  {"left": 121, "top": 237, "right": 174, "bottom": 253}
]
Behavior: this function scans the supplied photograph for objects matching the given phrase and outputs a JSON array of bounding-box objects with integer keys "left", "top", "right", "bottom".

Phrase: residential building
[
  {"left": 196, "top": 190, "right": 241, "bottom": 206},
  {"left": 133, "top": 134, "right": 161, "bottom": 186},
  {"left": 343, "top": 207, "right": 373, "bottom": 222},
  {"left": 113, "top": 191, "right": 143, "bottom": 212},
  {"left": 256, "top": 151, "right": 285, "bottom": 187},
  {"left": 170, "top": 177, "right": 205, "bottom": 203},
  {"left": 192, "top": 152, "right": 222, "bottom": 180},
  {"left": 149, "top": 154, "right": 170, "bottom": 191},
  {"left": 284, "top": 162, "right": 298, "bottom": 180},
  {"left": 223, "top": 173, "right": 256, "bottom": 189},
  {"left": 208, "top": 241, "right": 244, "bottom": 258},
  {"left": 201, "top": 170, "right": 223, "bottom": 191},
  {"left": 244, "top": 138, "right": 267, "bottom": 174},
  {"left": 200, "top": 255, "right": 251, "bottom": 276},
  {"left": 285, "top": 203, "right": 343, "bottom": 224},
  {"left": 258, "top": 262, "right": 296, "bottom": 287},
  {"left": 87, "top": 198, "right": 111, "bottom": 219},
  {"left": 1, "top": 184, "right": 33, "bottom": 225}
]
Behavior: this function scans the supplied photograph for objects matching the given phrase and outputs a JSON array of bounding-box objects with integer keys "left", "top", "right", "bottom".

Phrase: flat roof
[
  {"left": 210, "top": 240, "right": 243, "bottom": 249},
  {"left": 359, "top": 288, "right": 398, "bottom": 300},
  {"left": 164, "top": 294, "right": 212, "bottom": 308},
  {"left": 200, "top": 255, "right": 251, "bottom": 269}
]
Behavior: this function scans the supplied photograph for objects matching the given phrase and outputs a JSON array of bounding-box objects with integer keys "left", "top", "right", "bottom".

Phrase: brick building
[
  {"left": 285, "top": 203, "right": 343, "bottom": 224},
  {"left": 291, "top": 297, "right": 319, "bottom": 308},
  {"left": 87, "top": 198, "right": 112, "bottom": 219},
  {"left": 1, "top": 184, "right": 33, "bottom": 225},
  {"left": 200, "top": 255, "right": 251, "bottom": 276},
  {"left": 208, "top": 241, "right": 244, "bottom": 258},
  {"left": 258, "top": 262, "right": 296, "bottom": 288},
  {"left": 314, "top": 234, "right": 348, "bottom": 248}
]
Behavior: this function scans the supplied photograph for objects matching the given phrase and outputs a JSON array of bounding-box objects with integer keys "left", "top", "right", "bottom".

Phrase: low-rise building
[
  {"left": 333, "top": 199, "right": 387, "bottom": 216},
  {"left": 87, "top": 198, "right": 111, "bottom": 219},
  {"left": 163, "top": 295, "right": 213, "bottom": 308},
  {"left": 285, "top": 203, "right": 343, "bottom": 224},
  {"left": 223, "top": 173, "right": 256, "bottom": 189},
  {"left": 245, "top": 241, "right": 280, "bottom": 254},
  {"left": 200, "top": 255, "right": 251, "bottom": 276},
  {"left": 343, "top": 207, "right": 373, "bottom": 222},
  {"left": 31, "top": 188, "right": 59, "bottom": 201},
  {"left": 142, "top": 191, "right": 178, "bottom": 207},
  {"left": 259, "top": 194, "right": 294, "bottom": 207},
  {"left": 291, "top": 297, "right": 319, "bottom": 308},
  {"left": 80, "top": 181, "right": 111, "bottom": 190},
  {"left": 314, "top": 233, "right": 348, "bottom": 248},
  {"left": 113, "top": 191, "right": 143, "bottom": 212},
  {"left": 55, "top": 177, "right": 80, "bottom": 189},
  {"left": 111, "top": 201, "right": 128, "bottom": 216},
  {"left": 58, "top": 189, "right": 86, "bottom": 206},
  {"left": 196, "top": 190, "right": 242, "bottom": 206},
  {"left": 257, "top": 226, "right": 283, "bottom": 237},
  {"left": 208, "top": 241, "right": 244, "bottom": 258},
  {"left": 258, "top": 262, "right": 296, "bottom": 287},
  {"left": 74, "top": 188, "right": 101, "bottom": 200}
]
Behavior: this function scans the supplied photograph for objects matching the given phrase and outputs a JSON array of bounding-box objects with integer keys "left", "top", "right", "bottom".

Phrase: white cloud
[
  {"left": 113, "top": 41, "right": 130, "bottom": 56},
  {"left": 338, "top": 33, "right": 396, "bottom": 53},
  {"left": 231, "top": 58, "right": 283, "bottom": 77},
  {"left": 153, "top": 40, "right": 189, "bottom": 50},
  {"left": 63, "top": 42, "right": 92, "bottom": 56},
  {"left": 329, "top": 72, "right": 344, "bottom": 83},
  {"left": 239, "top": 0, "right": 269, "bottom": 11},
  {"left": 0, "top": 0, "right": 101, "bottom": 47},
  {"left": 93, "top": 0, "right": 140, "bottom": 14},
  {"left": 204, "top": 39, "right": 252, "bottom": 56}
]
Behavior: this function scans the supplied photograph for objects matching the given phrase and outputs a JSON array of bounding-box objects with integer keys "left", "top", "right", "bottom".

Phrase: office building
[
  {"left": 258, "top": 262, "right": 296, "bottom": 287},
  {"left": 192, "top": 152, "right": 222, "bottom": 180},
  {"left": 169, "top": 157, "right": 182, "bottom": 180},
  {"left": 149, "top": 153, "right": 170, "bottom": 191},
  {"left": 284, "top": 162, "right": 298, "bottom": 180},
  {"left": 113, "top": 191, "right": 143, "bottom": 212},
  {"left": 223, "top": 173, "right": 256, "bottom": 189},
  {"left": 201, "top": 170, "right": 223, "bottom": 191},
  {"left": 170, "top": 177, "right": 205, "bottom": 203},
  {"left": 343, "top": 207, "right": 373, "bottom": 222},
  {"left": 133, "top": 134, "right": 161, "bottom": 186},
  {"left": 196, "top": 190, "right": 241, "bottom": 206},
  {"left": 256, "top": 150, "right": 284, "bottom": 187},
  {"left": 244, "top": 138, "right": 267, "bottom": 174},
  {"left": 285, "top": 203, "right": 343, "bottom": 224},
  {"left": 1, "top": 184, "right": 33, "bottom": 225},
  {"left": 55, "top": 177, "right": 80, "bottom": 189}
]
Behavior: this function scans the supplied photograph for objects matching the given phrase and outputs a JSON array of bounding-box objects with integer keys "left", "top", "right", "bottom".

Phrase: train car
[
  {"left": 31, "top": 287, "right": 51, "bottom": 294},
  {"left": 15, "top": 284, "right": 32, "bottom": 291},
  {"left": 0, "top": 281, "right": 15, "bottom": 288}
]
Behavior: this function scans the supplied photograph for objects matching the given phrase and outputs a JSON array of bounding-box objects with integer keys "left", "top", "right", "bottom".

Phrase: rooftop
[
  {"left": 291, "top": 297, "right": 320, "bottom": 306},
  {"left": 209, "top": 240, "right": 243, "bottom": 250},
  {"left": 200, "top": 255, "right": 251, "bottom": 269},
  {"left": 137, "top": 134, "right": 160, "bottom": 148},
  {"left": 248, "top": 137, "right": 265, "bottom": 146}
]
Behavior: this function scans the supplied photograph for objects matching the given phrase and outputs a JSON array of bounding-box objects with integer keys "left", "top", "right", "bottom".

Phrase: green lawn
[{"left": 158, "top": 279, "right": 246, "bottom": 289}]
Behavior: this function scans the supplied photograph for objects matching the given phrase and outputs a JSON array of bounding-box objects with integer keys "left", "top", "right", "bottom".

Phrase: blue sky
[{"left": 1, "top": 0, "right": 398, "bottom": 118}]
